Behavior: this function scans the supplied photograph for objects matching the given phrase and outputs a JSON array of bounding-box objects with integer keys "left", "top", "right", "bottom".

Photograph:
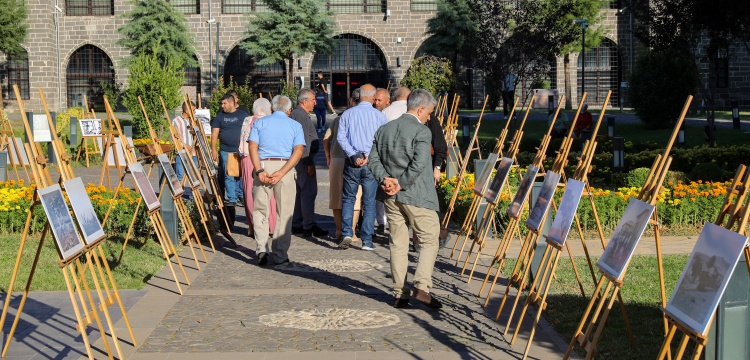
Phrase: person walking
[
  {"left": 336, "top": 84, "right": 387, "bottom": 250},
  {"left": 247, "top": 95, "right": 305, "bottom": 266},
  {"left": 212, "top": 93, "right": 249, "bottom": 209},
  {"left": 368, "top": 89, "right": 442, "bottom": 309}
]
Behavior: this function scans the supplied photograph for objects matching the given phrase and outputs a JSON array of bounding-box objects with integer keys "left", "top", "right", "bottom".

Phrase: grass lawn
[
  {"left": 0, "top": 233, "right": 167, "bottom": 292},
  {"left": 501, "top": 254, "right": 689, "bottom": 360}
]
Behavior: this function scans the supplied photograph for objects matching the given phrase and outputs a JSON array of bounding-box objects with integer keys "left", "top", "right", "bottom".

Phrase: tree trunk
[
  {"left": 287, "top": 57, "right": 295, "bottom": 85},
  {"left": 564, "top": 53, "right": 572, "bottom": 110}
]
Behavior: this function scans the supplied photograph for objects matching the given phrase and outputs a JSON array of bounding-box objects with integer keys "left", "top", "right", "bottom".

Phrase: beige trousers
[
  {"left": 252, "top": 160, "right": 296, "bottom": 263},
  {"left": 384, "top": 199, "right": 440, "bottom": 299}
]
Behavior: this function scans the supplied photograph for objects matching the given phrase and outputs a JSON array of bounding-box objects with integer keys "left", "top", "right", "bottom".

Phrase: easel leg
[
  {"left": 154, "top": 212, "right": 191, "bottom": 286},
  {"left": 94, "top": 245, "right": 137, "bottom": 345},
  {"left": 148, "top": 212, "right": 185, "bottom": 294},
  {"left": 71, "top": 259, "right": 114, "bottom": 359},
  {"left": 62, "top": 266, "right": 96, "bottom": 360},
  {"left": 79, "top": 259, "right": 123, "bottom": 359},
  {"left": 520, "top": 251, "right": 562, "bottom": 360},
  {"left": 657, "top": 325, "right": 678, "bottom": 360},
  {"left": 585, "top": 286, "right": 621, "bottom": 360}
]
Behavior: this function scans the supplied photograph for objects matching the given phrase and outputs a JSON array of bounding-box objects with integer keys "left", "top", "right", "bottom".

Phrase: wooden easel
[
  {"left": 97, "top": 104, "right": 125, "bottom": 188},
  {"left": 74, "top": 96, "right": 101, "bottom": 167},
  {"left": 160, "top": 96, "right": 217, "bottom": 252},
  {"left": 564, "top": 95, "right": 694, "bottom": 360},
  {"left": 0, "top": 91, "right": 31, "bottom": 182},
  {"left": 440, "top": 95, "right": 489, "bottom": 234},
  {"left": 99, "top": 95, "right": 192, "bottom": 295},
  {"left": 0, "top": 86, "right": 124, "bottom": 359},
  {"left": 443, "top": 94, "right": 463, "bottom": 167},
  {"left": 656, "top": 164, "right": 750, "bottom": 360},
  {"left": 449, "top": 95, "right": 528, "bottom": 261},
  {"left": 505, "top": 91, "right": 636, "bottom": 359},
  {"left": 436, "top": 94, "right": 448, "bottom": 125}
]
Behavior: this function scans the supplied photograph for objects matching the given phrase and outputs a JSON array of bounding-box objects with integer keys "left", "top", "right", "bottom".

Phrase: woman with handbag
[{"left": 239, "top": 98, "right": 277, "bottom": 237}]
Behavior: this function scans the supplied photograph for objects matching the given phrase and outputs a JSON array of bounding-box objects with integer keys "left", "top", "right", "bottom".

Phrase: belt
[{"left": 261, "top": 158, "right": 288, "bottom": 161}]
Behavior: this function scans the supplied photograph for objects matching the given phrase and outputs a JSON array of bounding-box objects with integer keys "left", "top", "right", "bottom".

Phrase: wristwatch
[
  {"left": 434, "top": 166, "right": 441, "bottom": 170},
  {"left": 255, "top": 168, "right": 265, "bottom": 176}
]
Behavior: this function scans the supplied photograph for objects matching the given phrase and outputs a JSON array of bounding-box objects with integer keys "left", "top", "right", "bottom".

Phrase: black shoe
[
  {"left": 275, "top": 259, "right": 290, "bottom": 265},
  {"left": 303, "top": 225, "right": 329, "bottom": 237},
  {"left": 394, "top": 298, "right": 410, "bottom": 308},
  {"left": 376, "top": 224, "right": 386, "bottom": 235},
  {"left": 258, "top": 252, "right": 268, "bottom": 266},
  {"left": 412, "top": 289, "right": 442, "bottom": 309},
  {"left": 226, "top": 201, "right": 236, "bottom": 207},
  {"left": 292, "top": 226, "right": 304, "bottom": 235}
]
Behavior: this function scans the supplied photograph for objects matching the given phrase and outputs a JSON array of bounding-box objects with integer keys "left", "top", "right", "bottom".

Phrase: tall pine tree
[
  {"left": 0, "top": 0, "right": 28, "bottom": 57},
  {"left": 242, "top": 0, "right": 335, "bottom": 83},
  {"left": 117, "top": 0, "right": 197, "bottom": 67}
]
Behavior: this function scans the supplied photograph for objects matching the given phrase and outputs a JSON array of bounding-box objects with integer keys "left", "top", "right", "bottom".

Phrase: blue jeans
[
  {"left": 219, "top": 151, "right": 242, "bottom": 203},
  {"left": 314, "top": 108, "right": 326, "bottom": 129},
  {"left": 341, "top": 161, "right": 378, "bottom": 247},
  {"left": 175, "top": 155, "right": 198, "bottom": 199}
]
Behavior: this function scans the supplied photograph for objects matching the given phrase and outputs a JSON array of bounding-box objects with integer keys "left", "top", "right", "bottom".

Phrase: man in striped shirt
[
  {"left": 336, "top": 84, "right": 388, "bottom": 251},
  {"left": 172, "top": 102, "right": 198, "bottom": 199}
]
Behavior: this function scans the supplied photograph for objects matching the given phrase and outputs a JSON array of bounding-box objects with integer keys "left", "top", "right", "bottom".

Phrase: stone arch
[
  {"left": 577, "top": 37, "right": 621, "bottom": 107},
  {"left": 65, "top": 44, "right": 116, "bottom": 111},
  {"left": 223, "top": 40, "right": 287, "bottom": 96}
]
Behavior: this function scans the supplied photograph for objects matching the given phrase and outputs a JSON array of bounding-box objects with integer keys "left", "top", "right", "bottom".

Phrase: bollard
[
  {"left": 0, "top": 152, "right": 7, "bottom": 182},
  {"left": 732, "top": 100, "right": 740, "bottom": 130},
  {"left": 548, "top": 95, "right": 555, "bottom": 116},
  {"left": 461, "top": 116, "right": 471, "bottom": 147},
  {"left": 607, "top": 116, "right": 615, "bottom": 137},
  {"left": 70, "top": 117, "right": 78, "bottom": 146}
]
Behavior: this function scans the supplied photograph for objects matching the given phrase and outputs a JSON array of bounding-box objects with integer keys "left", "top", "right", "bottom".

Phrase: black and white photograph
[
  {"left": 38, "top": 184, "right": 85, "bottom": 261},
  {"left": 195, "top": 109, "right": 211, "bottom": 135},
  {"left": 129, "top": 162, "right": 161, "bottom": 212},
  {"left": 544, "top": 178, "right": 585, "bottom": 246},
  {"left": 665, "top": 222, "right": 748, "bottom": 335},
  {"left": 32, "top": 114, "right": 52, "bottom": 142},
  {"left": 97, "top": 137, "right": 128, "bottom": 168},
  {"left": 508, "top": 165, "right": 539, "bottom": 219},
  {"left": 526, "top": 171, "right": 562, "bottom": 232},
  {"left": 483, "top": 157, "right": 514, "bottom": 205},
  {"left": 64, "top": 177, "right": 105, "bottom": 245},
  {"left": 194, "top": 126, "right": 217, "bottom": 175},
  {"left": 158, "top": 154, "right": 185, "bottom": 197},
  {"left": 178, "top": 150, "right": 201, "bottom": 188},
  {"left": 473, "top": 153, "right": 499, "bottom": 196},
  {"left": 78, "top": 119, "right": 102, "bottom": 137},
  {"left": 597, "top": 198, "right": 655, "bottom": 280}
]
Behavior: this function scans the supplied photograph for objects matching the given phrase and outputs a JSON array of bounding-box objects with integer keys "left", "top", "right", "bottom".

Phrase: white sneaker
[{"left": 361, "top": 245, "right": 375, "bottom": 251}]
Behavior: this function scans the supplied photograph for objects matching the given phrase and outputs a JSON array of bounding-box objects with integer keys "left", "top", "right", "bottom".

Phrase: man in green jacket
[{"left": 368, "top": 89, "right": 442, "bottom": 310}]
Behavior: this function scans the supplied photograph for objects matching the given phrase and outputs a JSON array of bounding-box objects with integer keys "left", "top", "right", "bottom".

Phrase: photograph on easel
[
  {"left": 178, "top": 150, "right": 201, "bottom": 187},
  {"left": 597, "top": 198, "right": 655, "bottom": 280},
  {"left": 483, "top": 157, "right": 514, "bottom": 205},
  {"left": 38, "top": 184, "right": 85, "bottom": 261},
  {"left": 508, "top": 165, "right": 539, "bottom": 219},
  {"left": 473, "top": 153, "right": 499, "bottom": 195},
  {"left": 194, "top": 125, "right": 217, "bottom": 175},
  {"left": 526, "top": 171, "right": 562, "bottom": 232},
  {"left": 544, "top": 178, "right": 585, "bottom": 246},
  {"left": 64, "top": 177, "right": 106, "bottom": 245},
  {"left": 8, "top": 138, "right": 30, "bottom": 165},
  {"left": 32, "top": 114, "right": 52, "bottom": 142},
  {"left": 78, "top": 119, "right": 102, "bottom": 137},
  {"left": 97, "top": 137, "right": 128, "bottom": 168},
  {"left": 665, "top": 222, "right": 748, "bottom": 335},
  {"left": 157, "top": 154, "right": 185, "bottom": 197},
  {"left": 195, "top": 109, "right": 211, "bottom": 135},
  {"left": 129, "top": 162, "right": 161, "bottom": 212}
]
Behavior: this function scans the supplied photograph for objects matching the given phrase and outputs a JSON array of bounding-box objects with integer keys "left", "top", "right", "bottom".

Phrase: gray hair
[
  {"left": 272, "top": 95, "right": 292, "bottom": 112},
  {"left": 394, "top": 86, "right": 411, "bottom": 100},
  {"left": 297, "top": 88, "right": 314, "bottom": 104},
  {"left": 252, "top": 98, "right": 272, "bottom": 117},
  {"left": 406, "top": 89, "right": 437, "bottom": 111},
  {"left": 352, "top": 87, "right": 361, "bottom": 100},
  {"left": 359, "top": 85, "right": 376, "bottom": 98}
]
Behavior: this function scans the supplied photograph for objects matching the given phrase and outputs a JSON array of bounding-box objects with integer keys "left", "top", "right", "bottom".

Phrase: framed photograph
[
  {"left": 473, "top": 153, "right": 499, "bottom": 196},
  {"left": 665, "top": 222, "right": 748, "bottom": 336},
  {"left": 157, "top": 154, "right": 184, "bottom": 197},
  {"left": 483, "top": 157, "right": 514, "bottom": 205},
  {"left": 97, "top": 137, "right": 128, "bottom": 168},
  {"left": 63, "top": 177, "right": 105, "bottom": 245},
  {"left": 526, "top": 171, "right": 561, "bottom": 232},
  {"left": 194, "top": 126, "right": 217, "bottom": 175},
  {"left": 195, "top": 109, "right": 212, "bottom": 136},
  {"left": 38, "top": 184, "right": 85, "bottom": 262},
  {"left": 178, "top": 150, "right": 201, "bottom": 188},
  {"left": 597, "top": 198, "right": 655, "bottom": 280},
  {"left": 544, "top": 178, "right": 585, "bottom": 246},
  {"left": 32, "top": 114, "right": 52, "bottom": 143},
  {"left": 78, "top": 119, "right": 102, "bottom": 137},
  {"left": 508, "top": 165, "right": 539, "bottom": 219},
  {"left": 129, "top": 162, "right": 161, "bottom": 212},
  {"left": 7, "top": 137, "right": 30, "bottom": 166}
]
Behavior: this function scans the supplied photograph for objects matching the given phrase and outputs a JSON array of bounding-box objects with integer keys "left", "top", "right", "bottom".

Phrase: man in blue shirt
[
  {"left": 248, "top": 95, "right": 305, "bottom": 266},
  {"left": 336, "top": 84, "right": 388, "bottom": 251}
]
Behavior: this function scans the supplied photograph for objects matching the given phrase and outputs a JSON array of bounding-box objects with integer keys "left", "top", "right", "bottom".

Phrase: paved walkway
[{"left": 1, "top": 130, "right": 698, "bottom": 359}]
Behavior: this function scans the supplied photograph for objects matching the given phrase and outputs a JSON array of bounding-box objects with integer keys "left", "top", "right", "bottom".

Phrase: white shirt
[{"left": 382, "top": 100, "right": 407, "bottom": 121}]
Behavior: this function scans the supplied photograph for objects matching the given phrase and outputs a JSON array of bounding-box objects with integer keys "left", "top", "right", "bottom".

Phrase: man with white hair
[{"left": 248, "top": 95, "right": 305, "bottom": 266}]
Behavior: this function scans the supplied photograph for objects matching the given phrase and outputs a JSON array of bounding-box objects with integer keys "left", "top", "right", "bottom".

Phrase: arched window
[
  {"left": 577, "top": 38, "right": 620, "bottom": 107},
  {"left": 184, "top": 55, "right": 201, "bottom": 96},
  {"left": 66, "top": 45, "right": 115, "bottom": 111},
  {"left": 311, "top": 34, "right": 388, "bottom": 107},
  {"left": 4, "top": 49, "right": 30, "bottom": 100},
  {"left": 223, "top": 44, "right": 285, "bottom": 96}
]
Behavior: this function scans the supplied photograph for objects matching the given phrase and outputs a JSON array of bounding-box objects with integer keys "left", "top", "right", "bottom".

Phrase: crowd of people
[{"left": 173, "top": 81, "right": 448, "bottom": 309}]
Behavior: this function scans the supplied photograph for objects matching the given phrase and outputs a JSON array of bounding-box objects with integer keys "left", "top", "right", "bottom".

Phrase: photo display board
[
  {"left": 79, "top": 119, "right": 102, "bottom": 137},
  {"left": 157, "top": 154, "right": 184, "bottom": 197},
  {"left": 38, "top": 184, "right": 85, "bottom": 261},
  {"left": 64, "top": 177, "right": 106, "bottom": 245},
  {"left": 32, "top": 114, "right": 52, "bottom": 142},
  {"left": 544, "top": 178, "right": 585, "bottom": 246},
  {"left": 128, "top": 162, "right": 161, "bottom": 212},
  {"left": 178, "top": 150, "right": 201, "bottom": 187},
  {"left": 473, "top": 153, "right": 499, "bottom": 196},
  {"left": 508, "top": 165, "right": 539, "bottom": 219},
  {"left": 597, "top": 198, "right": 655, "bottom": 280},
  {"left": 483, "top": 157, "right": 513, "bottom": 205},
  {"left": 195, "top": 109, "right": 212, "bottom": 136},
  {"left": 665, "top": 222, "right": 748, "bottom": 335},
  {"left": 526, "top": 171, "right": 562, "bottom": 232}
]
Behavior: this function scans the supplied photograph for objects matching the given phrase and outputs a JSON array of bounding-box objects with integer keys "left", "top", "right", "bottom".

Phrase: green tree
[
  {"left": 401, "top": 56, "right": 455, "bottom": 95},
  {"left": 208, "top": 77, "right": 258, "bottom": 118},
  {"left": 117, "top": 0, "right": 197, "bottom": 67},
  {"left": 0, "top": 0, "right": 27, "bottom": 57},
  {"left": 242, "top": 0, "right": 335, "bottom": 84},
  {"left": 422, "top": 0, "right": 479, "bottom": 75},
  {"left": 122, "top": 49, "right": 185, "bottom": 138}
]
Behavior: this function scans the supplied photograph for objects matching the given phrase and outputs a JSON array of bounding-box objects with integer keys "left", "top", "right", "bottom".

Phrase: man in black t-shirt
[{"left": 211, "top": 93, "right": 249, "bottom": 206}]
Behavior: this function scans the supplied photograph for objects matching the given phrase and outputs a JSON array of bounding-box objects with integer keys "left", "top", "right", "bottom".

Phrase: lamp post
[
  {"left": 574, "top": 19, "right": 588, "bottom": 102},
  {"left": 613, "top": 136, "right": 625, "bottom": 172},
  {"left": 54, "top": 3, "right": 63, "bottom": 112},
  {"left": 207, "top": 18, "right": 216, "bottom": 96}
]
